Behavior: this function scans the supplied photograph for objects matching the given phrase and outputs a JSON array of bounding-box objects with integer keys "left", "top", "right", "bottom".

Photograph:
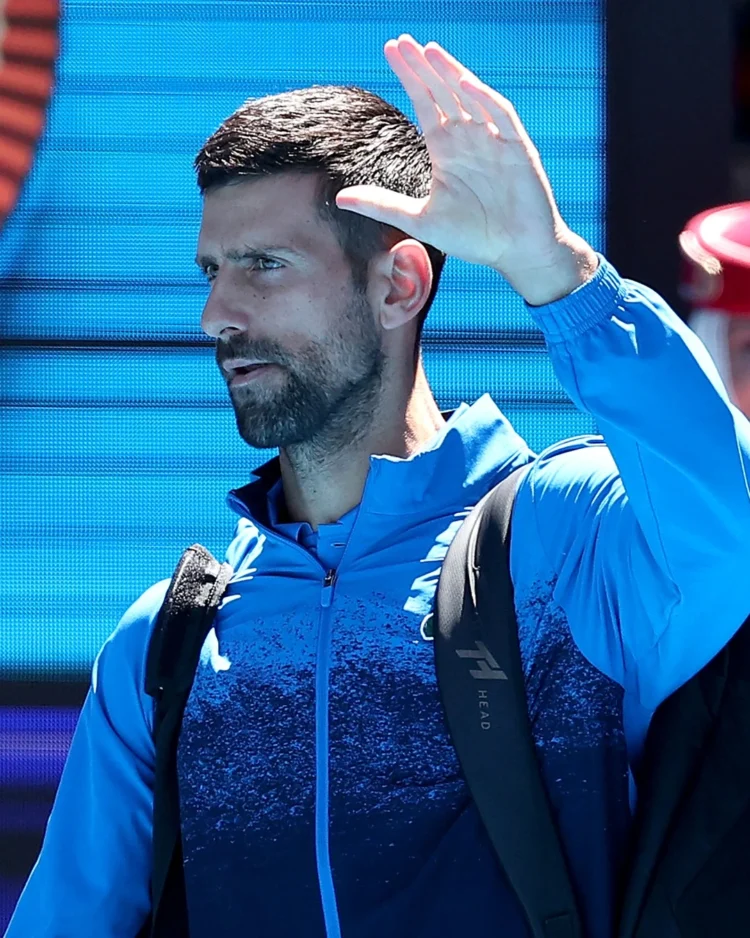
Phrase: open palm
[{"left": 335, "top": 35, "right": 569, "bottom": 275}]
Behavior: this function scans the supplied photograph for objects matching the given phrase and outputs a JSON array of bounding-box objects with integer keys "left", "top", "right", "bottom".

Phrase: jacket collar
[{"left": 227, "top": 394, "right": 534, "bottom": 524}]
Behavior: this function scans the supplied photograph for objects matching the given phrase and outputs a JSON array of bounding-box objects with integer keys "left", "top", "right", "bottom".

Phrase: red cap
[{"left": 679, "top": 202, "right": 750, "bottom": 315}]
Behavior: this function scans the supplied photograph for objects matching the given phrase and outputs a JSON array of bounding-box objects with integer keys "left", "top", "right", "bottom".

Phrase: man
[
  {"left": 6, "top": 35, "right": 750, "bottom": 938},
  {"left": 681, "top": 200, "right": 750, "bottom": 418}
]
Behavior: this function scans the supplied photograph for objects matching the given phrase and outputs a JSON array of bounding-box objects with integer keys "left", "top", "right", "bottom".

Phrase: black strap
[
  {"left": 142, "top": 544, "right": 234, "bottom": 938},
  {"left": 434, "top": 464, "right": 582, "bottom": 938}
]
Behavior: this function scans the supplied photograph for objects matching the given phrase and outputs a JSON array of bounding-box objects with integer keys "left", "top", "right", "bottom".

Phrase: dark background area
[{"left": 606, "top": 0, "right": 734, "bottom": 315}]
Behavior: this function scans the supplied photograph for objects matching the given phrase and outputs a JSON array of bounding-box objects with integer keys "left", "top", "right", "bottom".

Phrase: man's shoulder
[
  {"left": 510, "top": 434, "right": 627, "bottom": 564},
  {"left": 524, "top": 434, "right": 622, "bottom": 500},
  {"left": 91, "top": 578, "right": 172, "bottom": 710},
  {"left": 110, "top": 578, "right": 172, "bottom": 648}
]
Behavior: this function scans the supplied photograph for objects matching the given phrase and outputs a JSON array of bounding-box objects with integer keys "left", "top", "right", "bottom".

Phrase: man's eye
[
  {"left": 201, "top": 257, "right": 282, "bottom": 281},
  {"left": 250, "top": 256, "right": 283, "bottom": 272}
]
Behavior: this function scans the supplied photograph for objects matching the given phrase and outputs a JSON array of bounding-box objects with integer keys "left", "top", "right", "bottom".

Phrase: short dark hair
[{"left": 194, "top": 84, "right": 447, "bottom": 353}]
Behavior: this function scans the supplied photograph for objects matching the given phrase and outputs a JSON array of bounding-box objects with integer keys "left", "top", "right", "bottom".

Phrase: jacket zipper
[
  {"left": 230, "top": 482, "right": 374, "bottom": 936},
  {"left": 315, "top": 568, "right": 341, "bottom": 938}
]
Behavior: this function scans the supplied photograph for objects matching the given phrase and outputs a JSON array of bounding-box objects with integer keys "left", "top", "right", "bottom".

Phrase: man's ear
[{"left": 371, "top": 239, "right": 433, "bottom": 331}]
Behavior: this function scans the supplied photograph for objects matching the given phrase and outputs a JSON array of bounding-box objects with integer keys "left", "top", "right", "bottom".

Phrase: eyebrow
[{"left": 195, "top": 245, "right": 304, "bottom": 268}]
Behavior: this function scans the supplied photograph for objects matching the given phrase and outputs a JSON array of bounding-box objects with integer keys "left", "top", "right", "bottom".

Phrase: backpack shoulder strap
[
  {"left": 434, "top": 463, "right": 583, "bottom": 938},
  {"left": 145, "top": 544, "right": 234, "bottom": 706},
  {"left": 143, "top": 543, "right": 234, "bottom": 938}
]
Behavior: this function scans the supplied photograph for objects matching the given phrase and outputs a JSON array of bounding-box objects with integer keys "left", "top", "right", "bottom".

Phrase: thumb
[{"left": 334, "top": 185, "right": 426, "bottom": 229}]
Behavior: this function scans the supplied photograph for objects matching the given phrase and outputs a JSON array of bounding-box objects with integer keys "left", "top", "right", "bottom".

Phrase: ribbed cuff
[{"left": 525, "top": 253, "right": 626, "bottom": 343}]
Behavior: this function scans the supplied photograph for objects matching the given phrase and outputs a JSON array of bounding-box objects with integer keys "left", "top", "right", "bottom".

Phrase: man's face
[
  {"left": 728, "top": 316, "right": 750, "bottom": 419},
  {"left": 197, "top": 173, "right": 385, "bottom": 450}
]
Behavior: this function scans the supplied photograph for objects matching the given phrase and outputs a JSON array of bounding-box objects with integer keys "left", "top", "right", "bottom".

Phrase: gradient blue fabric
[{"left": 6, "top": 256, "right": 750, "bottom": 938}]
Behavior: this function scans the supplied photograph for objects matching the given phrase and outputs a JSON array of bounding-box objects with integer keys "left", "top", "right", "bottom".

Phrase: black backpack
[{"left": 138, "top": 465, "right": 750, "bottom": 938}]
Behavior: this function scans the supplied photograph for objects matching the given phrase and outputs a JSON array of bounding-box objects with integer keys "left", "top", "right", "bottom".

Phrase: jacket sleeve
[
  {"left": 3, "top": 580, "right": 169, "bottom": 938},
  {"left": 523, "top": 255, "right": 750, "bottom": 710}
]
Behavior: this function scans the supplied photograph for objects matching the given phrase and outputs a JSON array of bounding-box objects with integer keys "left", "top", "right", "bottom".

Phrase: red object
[
  {"left": 0, "top": 0, "right": 59, "bottom": 226},
  {"left": 679, "top": 202, "right": 750, "bottom": 315}
]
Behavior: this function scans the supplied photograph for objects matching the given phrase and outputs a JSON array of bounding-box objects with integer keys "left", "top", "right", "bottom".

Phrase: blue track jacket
[{"left": 6, "top": 256, "right": 750, "bottom": 938}]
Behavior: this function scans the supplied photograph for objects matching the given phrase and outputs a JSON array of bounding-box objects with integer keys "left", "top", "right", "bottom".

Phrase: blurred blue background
[
  {"left": 0, "top": 1, "right": 602, "bottom": 923},
  {"left": 0, "top": 0, "right": 603, "bottom": 680}
]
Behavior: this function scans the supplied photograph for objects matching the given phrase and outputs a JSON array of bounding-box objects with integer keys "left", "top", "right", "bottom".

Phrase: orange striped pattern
[{"left": 0, "top": 0, "right": 59, "bottom": 225}]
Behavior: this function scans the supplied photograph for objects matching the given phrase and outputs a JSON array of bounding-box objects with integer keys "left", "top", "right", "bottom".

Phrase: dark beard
[{"left": 219, "top": 292, "right": 385, "bottom": 450}]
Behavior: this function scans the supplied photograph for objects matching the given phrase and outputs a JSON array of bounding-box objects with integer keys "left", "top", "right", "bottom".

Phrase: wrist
[{"left": 497, "top": 232, "right": 599, "bottom": 307}]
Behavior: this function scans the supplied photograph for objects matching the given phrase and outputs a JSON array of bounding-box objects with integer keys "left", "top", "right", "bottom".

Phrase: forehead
[{"left": 197, "top": 172, "right": 337, "bottom": 256}]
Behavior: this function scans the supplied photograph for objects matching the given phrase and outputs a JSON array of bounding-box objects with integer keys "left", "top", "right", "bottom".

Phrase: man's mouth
[{"left": 225, "top": 361, "right": 280, "bottom": 387}]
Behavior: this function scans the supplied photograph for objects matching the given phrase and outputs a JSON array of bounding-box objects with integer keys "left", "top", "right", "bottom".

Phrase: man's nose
[{"left": 200, "top": 270, "right": 249, "bottom": 339}]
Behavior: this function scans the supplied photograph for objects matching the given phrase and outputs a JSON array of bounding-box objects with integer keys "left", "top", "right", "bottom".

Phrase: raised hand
[{"left": 335, "top": 35, "right": 597, "bottom": 304}]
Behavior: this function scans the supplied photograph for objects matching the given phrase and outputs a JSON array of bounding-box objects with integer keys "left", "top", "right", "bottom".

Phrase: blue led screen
[{"left": 0, "top": 0, "right": 604, "bottom": 680}]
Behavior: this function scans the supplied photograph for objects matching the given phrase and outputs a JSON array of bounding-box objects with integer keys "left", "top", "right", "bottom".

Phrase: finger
[
  {"left": 422, "top": 42, "right": 495, "bottom": 124},
  {"left": 458, "top": 77, "right": 526, "bottom": 142},
  {"left": 334, "top": 185, "right": 426, "bottom": 230},
  {"left": 393, "top": 35, "right": 465, "bottom": 122},
  {"left": 383, "top": 39, "right": 443, "bottom": 134}
]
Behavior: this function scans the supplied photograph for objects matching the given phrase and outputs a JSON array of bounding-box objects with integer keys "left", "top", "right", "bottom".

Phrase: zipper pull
[{"left": 321, "top": 569, "right": 336, "bottom": 608}]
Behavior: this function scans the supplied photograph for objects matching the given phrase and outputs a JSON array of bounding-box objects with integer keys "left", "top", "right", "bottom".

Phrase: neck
[{"left": 278, "top": 364, "right": 445, "bottom": 529}]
